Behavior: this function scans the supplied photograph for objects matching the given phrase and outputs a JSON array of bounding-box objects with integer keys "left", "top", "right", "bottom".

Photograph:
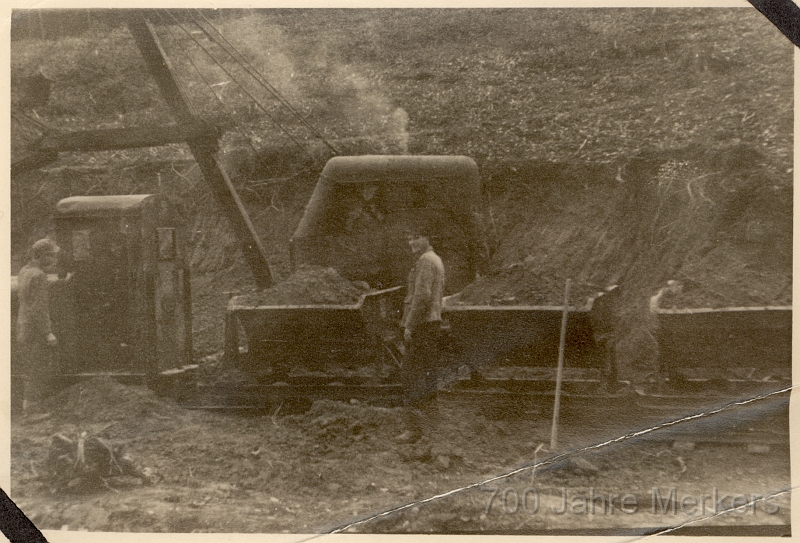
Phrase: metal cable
[
  {"left": 161, "top": 10, "right": 319, "bottom": 165},
  {"left": 153, "top": 10, "right": 261, "bottom": 158},
  {"left": 191, "top": 9, "right": 339, "bottom": 155},
  {"left": 179, "top": 12, "right": 321, "bottom": 161}
]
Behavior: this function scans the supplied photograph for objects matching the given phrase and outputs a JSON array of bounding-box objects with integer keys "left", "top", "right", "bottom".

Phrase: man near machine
[
  {"left": 396, "top": 229, "right": 445, "bottom": 444},
  {"left": 17, "top": 238, "right": 60, "bottom": 413}
]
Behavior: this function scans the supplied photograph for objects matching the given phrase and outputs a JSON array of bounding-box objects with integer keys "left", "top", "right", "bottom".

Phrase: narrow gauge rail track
[{"left": 173, "top": 368, "right": 790, "bottom": 450}]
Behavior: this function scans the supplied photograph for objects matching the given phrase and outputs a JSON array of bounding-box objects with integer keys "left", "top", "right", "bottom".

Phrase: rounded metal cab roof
[
  {"left": 55, "top": 194, "right": 157, "bottom": 219},
  {"left": 294, "top": 155, "right": 482, "bottom": 241},
  {"left": 319, "top": 155, "right": 479, "bottom": 183}
]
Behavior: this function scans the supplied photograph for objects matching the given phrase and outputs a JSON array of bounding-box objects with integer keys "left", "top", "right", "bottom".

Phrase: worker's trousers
[
  {"left": 403, "top": 321, "right": 443, "bottom": 406},
  {"left": 19, "top": 339, "right": 56, "bottom": 407}
]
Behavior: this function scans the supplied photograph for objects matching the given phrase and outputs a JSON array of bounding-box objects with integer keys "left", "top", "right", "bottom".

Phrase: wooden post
[
  {"left": 550, "top": 278, "right": 571, "bottom": 451},
  {"left": 126, "top": 11, "right": 275, "bottom": 289}
]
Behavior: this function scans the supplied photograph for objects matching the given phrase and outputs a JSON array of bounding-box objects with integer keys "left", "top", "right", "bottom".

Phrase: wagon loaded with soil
[
  {"left": 639, "top": 280, "right": 791, "bottom": 412},
  {"left": 225, "top": 156, "right": 490, "bottom": 404},
  {"left": 223, "top": 155, "right": 791, "bottom": 409}
]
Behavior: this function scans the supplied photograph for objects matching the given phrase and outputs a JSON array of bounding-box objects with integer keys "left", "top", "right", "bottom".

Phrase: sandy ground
[{"left": 9, "top": 376, "right": 790, "bottom": 534}]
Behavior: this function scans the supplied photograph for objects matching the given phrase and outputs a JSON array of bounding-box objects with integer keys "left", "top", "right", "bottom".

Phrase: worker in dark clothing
[
  {"left": 17, "top": 238, "right": 60, "bottom": 413},
  {"left": 396, "top": 230, "right": 445, "bottom": 444}
]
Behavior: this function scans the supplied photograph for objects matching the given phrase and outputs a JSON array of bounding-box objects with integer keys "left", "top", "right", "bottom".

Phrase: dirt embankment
[
  {"left": 42, "top": 376, "right": 184, "bottom": 427},
  {"left": 452, "top": 148, "right": 792, "bottom": 377}
]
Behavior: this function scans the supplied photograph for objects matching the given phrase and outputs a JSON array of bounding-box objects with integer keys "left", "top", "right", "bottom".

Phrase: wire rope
[
  {"left": 191, "top": 9, "right": 339, "bottom": 155},
  {"left": 161, "top": 10, "right": 319, "bottom": 164},
  {"left": 153, "top": 10, "right": 261, "bottom": 158}
]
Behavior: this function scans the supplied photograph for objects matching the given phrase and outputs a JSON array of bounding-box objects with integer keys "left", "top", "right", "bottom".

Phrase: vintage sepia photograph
[{"left": 6, "top": 6, "right": 793, "bottom": 537}]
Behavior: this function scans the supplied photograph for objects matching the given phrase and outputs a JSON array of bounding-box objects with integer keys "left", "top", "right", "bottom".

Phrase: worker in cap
[
  {"left": 396, "top": 226, "right": 445, "bottom": 444},
  {"left": 17, "top": 238, "right": 60, "bottom": 414}
]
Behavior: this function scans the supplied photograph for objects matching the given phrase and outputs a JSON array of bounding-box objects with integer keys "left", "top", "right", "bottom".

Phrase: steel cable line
[
  {"left": 161, "top": 10, "right": 319, "bottom": 165},
  {"left": 153, "top": 10, "right": 261, "bottom": 158},
  {"left": 191, "top": 11, "right": 303, "bottom": 117},
  {"left": 162, "top": 12, "right": 306, "bottom": 160},
  {"left": 189, "top": 11, "right": 304, "bottom": 117},
  {"left": 190, "top": 9, "right": 339, "bottom": 155},
  {"left": 181, "top": 12, "right": 328, "bottom": 161}
]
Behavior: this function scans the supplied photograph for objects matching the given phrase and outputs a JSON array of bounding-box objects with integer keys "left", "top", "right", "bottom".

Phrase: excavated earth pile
[
  {"left": 42, "top": 376, "right": 183, "bottom": 425},
  {"left": 656, "top": 244, "right": 792, "bottom": 309},
  {"left": 233, "top": 265, "right": 369, "bottom": 306},
  {"left": 456, "top": 269, "right": 601, "bottom": 307}
]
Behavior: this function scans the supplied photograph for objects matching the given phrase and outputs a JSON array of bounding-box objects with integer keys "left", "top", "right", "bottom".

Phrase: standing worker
[
  {"left": 17, "top": 238, "right": 60, "bottom": 414},
  {"left": 396, "top": 228, "right": 445, "bottom": 444}
]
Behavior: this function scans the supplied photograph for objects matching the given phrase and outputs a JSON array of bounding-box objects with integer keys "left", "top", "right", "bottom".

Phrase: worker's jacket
[
  {"left": 16, "top": 263, "right": 52, "bottom": 344},
  {"left": 402, "top": 248, "right": 445, "bottom": 331}
]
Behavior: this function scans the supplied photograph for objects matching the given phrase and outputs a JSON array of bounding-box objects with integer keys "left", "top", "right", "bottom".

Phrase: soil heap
[
  {"left": 655, "top": 246, "right": 792, "bottom": 309},
  {"left": 42, "top": 376, "right": 181, "bottom": 424},
  {"left": 455, "top": 267, "right": 602, "bottom": 307},
  {"left": 289, "top": 399, "right": 404, "bottom": 448},
  {"left": 231, "top": 265, "right": 369, "bottom": 307}
]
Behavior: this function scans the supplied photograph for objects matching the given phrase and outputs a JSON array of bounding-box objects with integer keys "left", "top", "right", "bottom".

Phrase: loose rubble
[
  {"left": 454, "top": 265, "right": 603, "bottom": 307},
  {"left": 42, "top": 376, "right": 181, "bottom": 424}
]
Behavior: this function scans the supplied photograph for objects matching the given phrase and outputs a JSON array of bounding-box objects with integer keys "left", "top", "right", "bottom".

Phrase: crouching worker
[
  {"left": 17, "top": 239, "right": 61, "bottom": 414},
  {"left": 396, "top": 229, "right": 445, "bottom": 445}
]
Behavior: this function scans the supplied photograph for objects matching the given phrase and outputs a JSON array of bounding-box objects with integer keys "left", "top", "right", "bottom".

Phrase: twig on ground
[{"left": 101, "top": 479, "right": 121, "bottom": 493}]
